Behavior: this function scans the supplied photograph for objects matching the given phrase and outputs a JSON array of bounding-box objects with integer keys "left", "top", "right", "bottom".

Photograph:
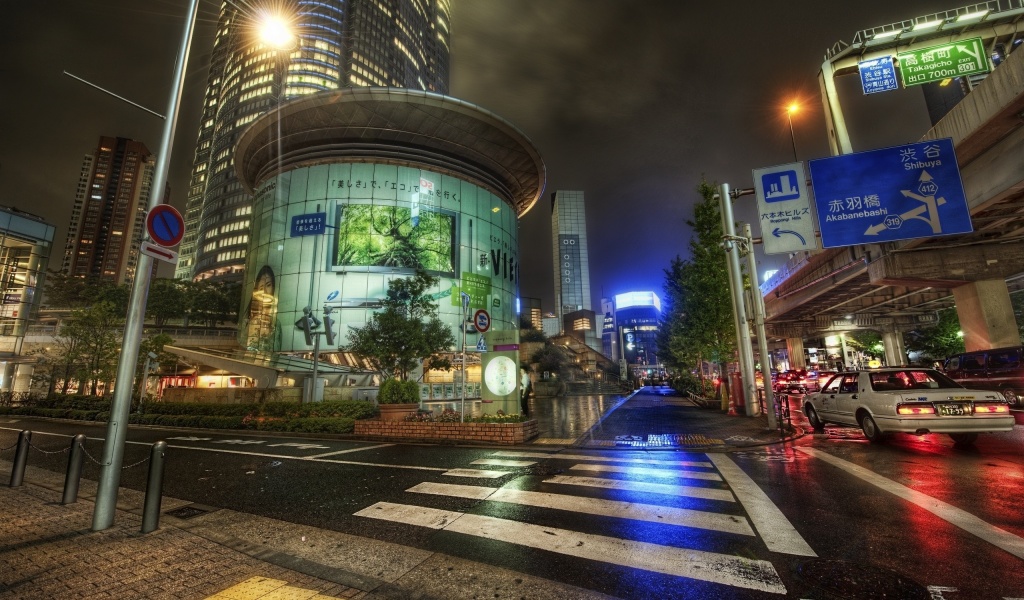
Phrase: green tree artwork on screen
[{"left": 333, "top": 205, "right": 454, "bottom": 273}]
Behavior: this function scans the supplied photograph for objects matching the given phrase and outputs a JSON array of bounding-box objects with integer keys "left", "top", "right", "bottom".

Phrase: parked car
[
  {"left": 814, "top": 370, "right": 837, "bottom": 389},
  {"left": 803, "top": 368, "right": 1013, "bottom": 445},
  {"left": 943, "top": 346, "right": 1024, "bottom": 407}
]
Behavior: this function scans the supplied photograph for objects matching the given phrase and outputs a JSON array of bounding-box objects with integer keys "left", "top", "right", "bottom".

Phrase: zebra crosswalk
[{"left": 352, "top": 449, "right": 815, "bottom": 595}]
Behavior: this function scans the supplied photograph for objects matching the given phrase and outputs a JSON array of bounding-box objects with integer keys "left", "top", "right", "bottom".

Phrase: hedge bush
[{"left": 0, "top": 396, "right": 372, "bottom": 434}]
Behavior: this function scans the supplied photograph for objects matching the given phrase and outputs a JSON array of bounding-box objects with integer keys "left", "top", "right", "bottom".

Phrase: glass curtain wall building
[
  {"left": 175, "top": 0, "right": 452, "bottom": 284},
  {"left": 551, "top": 190, "right": 597, "bottom": 349}
]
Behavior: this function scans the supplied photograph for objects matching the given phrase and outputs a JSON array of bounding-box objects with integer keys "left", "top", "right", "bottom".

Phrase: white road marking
[
  {"left": 544, "top": 475, "right": 735, "bottom": 502},
  {"left": 408, "top": 482, "right": 751, "bottom": 534},
  {"left": 470, "top": 458, "right": 535, "bottom": 467},
  {"left": 707, "top": 454, "right": 817, "bottom": 557},
  {"left": 492, "top": 451, "right": 714, "bottom": 468},
  {"left": 408, "top": 481, "right": 497, "bottom": 500},
  {"left": 305, "top": 443, "right": 395, "bottom": 458},
  {"left": 799, "top": 446, "right": 1024, "bottom": 560},
  {"left": 354, "top": 502, "right": 786, "bottom": 594},
  {"left": 443, "top": 468, "right": 509, "bottom": 479},
  {"left": 569, "top": 463, "right": 722, "bottom": 481}
]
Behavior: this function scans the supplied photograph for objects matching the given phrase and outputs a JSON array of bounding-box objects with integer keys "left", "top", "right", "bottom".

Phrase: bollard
[
  {"left": 9, "top": 430, "right": 31, "bottom": 487},
  {"left": 62, "top": 434, "right": 87, "bottom": 504},
  {"left": 141, "top": 440, "right": 167, "bottom": 534}
]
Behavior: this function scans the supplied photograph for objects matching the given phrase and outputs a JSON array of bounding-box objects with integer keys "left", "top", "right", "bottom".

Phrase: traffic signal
[
  {"left": 323, "top": 306, "right": 336, "bottom": 346},
  {"left": 294, "top": 306, "right": 321, "bottom": 346}
]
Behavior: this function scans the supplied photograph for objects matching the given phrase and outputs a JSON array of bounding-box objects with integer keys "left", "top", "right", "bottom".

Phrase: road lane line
[
  {"left": 443, "top": 468, "right": 510, "bottom": 479},
  {"left": 470, "top": 459, "right": 535, "bottom": 467},
  {"left": 544, "top": 475, "right": 736, "bottom": 502},
  {"left": 798, "top": 447, "right": 1024, "bottom": 560},
  {"left": 353, "top": 502, "right": 786, "bottom": 594},
  {"left": 491, "top": 451, "right": 714, "bottom": 468},
  {"left": 407, "top": 482, "right": 752, "bottom": 535},
  {"left": 141, "top": 444, "right": 448, "bottom": 471},
  {"left": 570, "top": 463, "right": 722, "bottom": 481},
  {"left": 707, "top": 454, "right": 817, "bottom": 557},
  {"left": 305, "top": 443, "right": 395, "bottom": 458}
]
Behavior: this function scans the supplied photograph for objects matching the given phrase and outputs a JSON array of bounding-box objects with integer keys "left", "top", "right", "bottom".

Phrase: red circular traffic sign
[
  {"left": 146, "top": 204, "right": 185, "bottom": 248},
  {"left": 473, "top": 309, "right": 491, "bottom": 333}
]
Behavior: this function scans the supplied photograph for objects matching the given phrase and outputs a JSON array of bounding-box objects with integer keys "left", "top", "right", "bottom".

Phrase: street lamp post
[
  {"left": 92, "top": 0, "right": 201, "bottom": 531},
  {"left": 786, "top": 103, "right": 799, "bottom": 162}
]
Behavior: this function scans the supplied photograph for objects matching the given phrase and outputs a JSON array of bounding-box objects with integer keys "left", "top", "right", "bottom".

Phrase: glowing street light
[
  {"left": 786, "top": 103, "right": 800, "bottom": 162},
  {"left": 259, "top": 16, "right": 296, "bottom": 49}
]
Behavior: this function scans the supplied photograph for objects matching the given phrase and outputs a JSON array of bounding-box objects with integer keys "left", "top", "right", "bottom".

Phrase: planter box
[
  {"left": 378, "top": 403, "right": 419, "bottom": 421},
  {"left": 354, "top": 419, "right": 539, "bottom": 445}
]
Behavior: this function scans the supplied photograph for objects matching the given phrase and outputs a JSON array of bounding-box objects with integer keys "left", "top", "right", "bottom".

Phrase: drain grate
[{"left": 165, "top": 505, "right": 214, "bottom": 520}]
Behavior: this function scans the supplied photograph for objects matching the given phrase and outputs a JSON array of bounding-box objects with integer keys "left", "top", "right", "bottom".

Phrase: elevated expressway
[{"left": 760, "top": 16, "right": 1024, "bottom": 366}]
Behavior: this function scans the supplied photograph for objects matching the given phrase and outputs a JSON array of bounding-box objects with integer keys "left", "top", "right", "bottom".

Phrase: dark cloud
[{"left": 1, "top": 0, "right": 946, "bottom": 309}]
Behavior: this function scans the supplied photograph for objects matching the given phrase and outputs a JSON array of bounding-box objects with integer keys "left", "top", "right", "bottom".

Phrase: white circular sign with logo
[{"left": 484, "top": 355, "right": 517, "bottom": 396}]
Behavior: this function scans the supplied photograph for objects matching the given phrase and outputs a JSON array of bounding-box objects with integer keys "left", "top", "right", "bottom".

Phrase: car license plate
[{"left": 937, "top": 404, "right": 967, "bottom": 416}]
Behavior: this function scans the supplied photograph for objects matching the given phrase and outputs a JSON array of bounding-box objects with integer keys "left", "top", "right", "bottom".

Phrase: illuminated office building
[
  {"left": 175, "top": 0, "right": 452, "bottom": 283},
  {"left": 613, "top": 291, "right": 663, "bottom": 378},
  {"left": 62, "top": 136, "right": 156, "bottom": 285},
  {"left": 551, "top": 190, "right": 597, "bottom": 349}
]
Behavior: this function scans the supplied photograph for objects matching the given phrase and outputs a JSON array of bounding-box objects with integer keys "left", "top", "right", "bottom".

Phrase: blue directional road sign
[
  {"left": 290, "top": 212, "right": 326, "bottom": 237},
  {"left": 753, "top": 161, "right": 819, "bottom": 255},
  {"left": 808, "top": 138, "right": 972, "bottom": 248},
  {"left": 858, "top": 56, "right": 899, "bottom": 95}
]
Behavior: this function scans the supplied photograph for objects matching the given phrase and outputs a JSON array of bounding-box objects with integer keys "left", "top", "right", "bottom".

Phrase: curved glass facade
[{"left": 240, "top": 163, "right": 519, "bottom": 352}]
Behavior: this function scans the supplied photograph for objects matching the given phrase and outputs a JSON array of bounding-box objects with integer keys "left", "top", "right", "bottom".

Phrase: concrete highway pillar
[
  {"left": 952, "top": 279, "right": 1021, "bottom": 352},
  {"left": 881, "top": 330, "right": 907, "bottom": 367},
  {"left": 786, "top": 338, "right": 806, "bottom": 369}
]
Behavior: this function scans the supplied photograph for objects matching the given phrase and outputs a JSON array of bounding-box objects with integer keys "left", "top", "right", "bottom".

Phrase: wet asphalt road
[{"left": 2, "top": 395, "right": 1023, "bottom": 599}]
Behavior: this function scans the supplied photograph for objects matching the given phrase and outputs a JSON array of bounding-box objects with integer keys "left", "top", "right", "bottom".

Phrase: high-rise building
[
  {"left": 551, "top": 190, "right": 597, "bottom": 349},
  {"left": 175, "top": 0, "right": 452, "bottom": 283},
  {"left": 520, "top": 296, "right": 542, "bottom": 330},
  {"left": 62, "top": 136, "right": 156, "bottom": 285},
  {"left": 614, "top": 291, "right": 663, "bottom": 379}
]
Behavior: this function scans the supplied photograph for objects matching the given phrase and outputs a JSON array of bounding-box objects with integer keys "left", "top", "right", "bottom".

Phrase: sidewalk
[
  {"left": 525, "top": 385, "right": 805, "bottom": 450},
  {"left": 0, "top": 461, "right": 616, "bottom": 600}
]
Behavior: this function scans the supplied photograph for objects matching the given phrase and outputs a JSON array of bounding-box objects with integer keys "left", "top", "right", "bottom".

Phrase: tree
[
  {"left": 347, "top": 270, "right": 456, "bottom": 380},
  {"left": 845, "top": 330, "right": 885, "bottom": 361},
  {"left": 147, "top": 279, "right": 187, "bottom": 326},
  {"left": 59, "top": 302, "right": 124, "bottom": 395},
  {"left": 136, "top": 333, "right": 176, "bottom": 397},
  {"left": 530, "top": 344, "right": 565, "bottom": 376},
  {"left": 185, "top": 280, "right": 240, "bottom": 327},
  {"left": 905, "top": 308, "right": 964, "bottom": 362},
  {"left": 657, "top": 178, "right": 735, "bottom": 391}
]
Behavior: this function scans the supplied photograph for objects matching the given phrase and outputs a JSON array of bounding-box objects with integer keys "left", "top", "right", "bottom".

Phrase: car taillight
[
  {"left": 973, "top": 403, "right": 1010, "bottom": 414},
  {"left": 897, "top": 404, "right": 936, "bottom": 415}
]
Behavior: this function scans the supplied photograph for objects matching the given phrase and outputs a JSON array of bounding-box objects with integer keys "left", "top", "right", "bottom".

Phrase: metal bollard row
[{"left": 7, "top": 430, "right": 168, "bottom": 534}]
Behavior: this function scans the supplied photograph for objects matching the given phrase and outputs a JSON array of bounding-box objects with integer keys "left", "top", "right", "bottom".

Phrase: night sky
[{"left": 0, "top": 0, "right": 950, "bottom": 313}]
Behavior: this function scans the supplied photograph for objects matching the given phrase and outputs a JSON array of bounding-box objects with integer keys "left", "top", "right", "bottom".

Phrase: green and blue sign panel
[{"left": 808, "top": 138, "right": 972, "bottom": 248}]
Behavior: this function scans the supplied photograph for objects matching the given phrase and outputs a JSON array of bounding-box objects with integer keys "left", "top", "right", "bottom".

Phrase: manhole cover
[
  {"left": 796, "top": 558, "right": 930, "bottom": 599},
  {"left": 165, "top": 505, "right": 214, "bottom": 520}
]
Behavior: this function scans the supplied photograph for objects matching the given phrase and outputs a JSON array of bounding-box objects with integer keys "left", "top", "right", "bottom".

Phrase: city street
[{"left": 2, "top": 391, "right": 1023, "bottom": 599}]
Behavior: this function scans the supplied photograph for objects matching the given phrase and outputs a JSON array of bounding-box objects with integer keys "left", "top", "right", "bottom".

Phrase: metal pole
[
  {"left": 9, "top": 430, "right": 30, "bottom": 487},
  {"left": 742, "top": 224, "right": 778, "bottom": 430},
  {"left": 138, "top": 355, "right": 151, "bottom": 413},
  {"left": 311, "top": 329, "right": 321, "bottom": 402},
  {"left": 787, "top": 113, "right": 799, "bottom": 162},
  {"left": 719, "top": 184, "right": 758, "bottom": 416},
  {"left": 93, "top": 0, "right": 200, "bottom": 532},
  {"left": 141, "top": 441, "right": 167, "bottom": 534},
  {"left": 62, "top": 434, "right": 87, "bottom": 504},
  {"left": 460, "top": 293, "right": 469, "bottom": 423}
]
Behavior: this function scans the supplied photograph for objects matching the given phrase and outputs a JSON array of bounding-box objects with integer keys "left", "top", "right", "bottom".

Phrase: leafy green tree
[
  {"left": 905, "top": 308, "right": 964, "bottom": 362},
  {"left": 42, "top": 271, "right": 90, "bottom": 308},
  {"left": 147, "top": 279, "right": 187, "bottom": 326},
  {"left": 845, "top": 330, "right": 885, "bottom": 360},
  {"left": 347, "top": 270, "right": 456, "bottom": 380},
  {"left": 657, "top": 178, "right": 735, "bottom": 391},
  {"left": 530, "top": 344, "right": 565, "bottom": 376},
  {"left": 60, "top": 302, "right": 124, "bottom": 395},
  {"left": 185, "top": 280, "right": 240, "bottom": 327},
  {"left": 136, "top": 333, "right": 176, "bottom": 397}
]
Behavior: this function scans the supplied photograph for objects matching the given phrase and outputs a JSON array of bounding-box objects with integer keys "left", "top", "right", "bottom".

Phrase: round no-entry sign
[
  {"left": 473, "top": 309, "right": 491, "bottom": 333},
  {"left": 146, "top": 204, "right": 185, "bottom": 248}
]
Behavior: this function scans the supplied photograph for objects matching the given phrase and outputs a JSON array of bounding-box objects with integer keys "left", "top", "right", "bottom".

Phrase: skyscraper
[
  {"left": 62, "top": 136, "right": 156, "bottom": 285},
  {"left": 175, "top": 0, "right": 452, "bottom": 283},
  {"left": 551, "top": 190, "right": 598, "bottom": 350}
]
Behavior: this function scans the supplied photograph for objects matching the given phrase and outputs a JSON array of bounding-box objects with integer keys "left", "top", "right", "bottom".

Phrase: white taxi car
[{"left": 803, "top": 368, "right": 1014, "bottom": 445}]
